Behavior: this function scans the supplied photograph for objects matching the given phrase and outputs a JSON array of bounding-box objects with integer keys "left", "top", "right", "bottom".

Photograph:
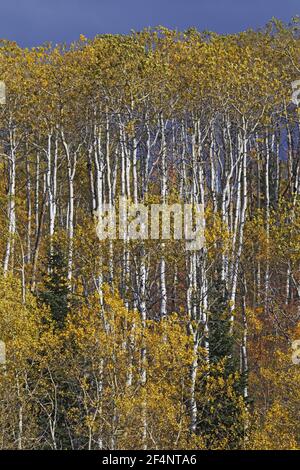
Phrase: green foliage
[{"left": 39, "top": 244, "right": 69, "bottom": 326}]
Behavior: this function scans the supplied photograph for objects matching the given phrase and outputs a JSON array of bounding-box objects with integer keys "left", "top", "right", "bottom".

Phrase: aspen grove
[{"left": 0, "top": 19, "right": 300, "bottom": 450}]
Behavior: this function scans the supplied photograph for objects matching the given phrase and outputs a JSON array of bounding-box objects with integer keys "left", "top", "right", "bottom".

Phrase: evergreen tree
[
  {"left": 39, "top": 244, "right": 69, "bottom": 326},
  {"left": 196, "top": 276, "right": 245, "bottom": 448},
  {"left": 208, "top": 278, "right": 236, "bottom": 373}
]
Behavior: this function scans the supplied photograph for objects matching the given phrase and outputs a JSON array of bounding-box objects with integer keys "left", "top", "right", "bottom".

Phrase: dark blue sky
[{"left": 0, "top": 0, "right": 299, "bottom": 47}]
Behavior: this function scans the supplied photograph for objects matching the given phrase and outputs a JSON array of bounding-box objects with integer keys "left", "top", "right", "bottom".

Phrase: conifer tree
[{"left": 39, "top": 243, "right": 69, "bottom": 326}]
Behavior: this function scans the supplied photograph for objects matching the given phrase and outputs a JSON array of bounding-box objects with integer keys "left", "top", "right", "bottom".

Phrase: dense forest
[{"left": 0, "top": 18, "right": 300, "bottom": 450}]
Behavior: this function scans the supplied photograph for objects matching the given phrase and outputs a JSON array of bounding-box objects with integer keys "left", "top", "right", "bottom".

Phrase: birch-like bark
[
  {"left": 3, "top": 125, "right": 16, "bottom": 274},
  {"left": 160, "top": 115, "right": 167, "bottom": 318}
]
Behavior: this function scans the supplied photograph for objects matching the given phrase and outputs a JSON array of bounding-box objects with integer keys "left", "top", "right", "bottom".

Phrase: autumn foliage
[{"left": 0, "top": 19, "right": 300, "bottom": 449}]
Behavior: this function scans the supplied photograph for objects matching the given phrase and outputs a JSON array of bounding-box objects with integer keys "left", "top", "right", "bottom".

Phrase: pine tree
[
  {"left": 208, "top": 277, "right": 236, "bottom": 373},
  {"left": 39, "top": 244, "right": 69, "bottom": 326},
  {"left": 195, "top": 276, "right": 245, "bottom": 448}
]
